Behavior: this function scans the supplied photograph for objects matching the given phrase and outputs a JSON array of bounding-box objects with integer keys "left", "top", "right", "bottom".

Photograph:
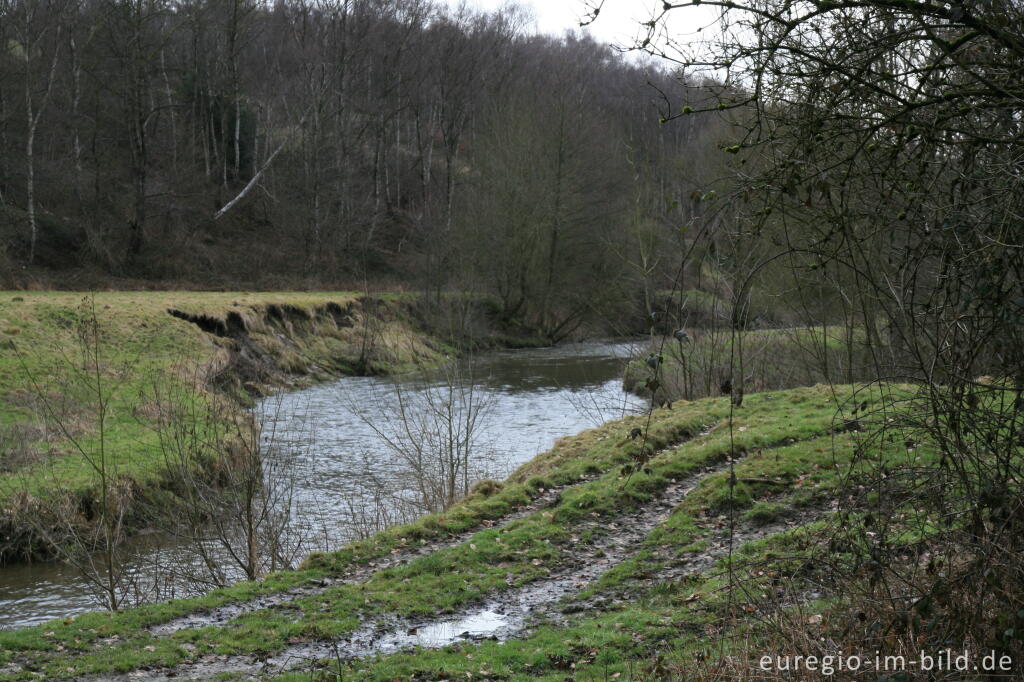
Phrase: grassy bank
[
  {"left": 0, "top": 291, "right": 475, "bottom": 562},
  {"left": 0, "top": 382, "right": 958, "bottom": 681},
  {"left": 625, "top": 324, "right": 880, "bottom": 404}
]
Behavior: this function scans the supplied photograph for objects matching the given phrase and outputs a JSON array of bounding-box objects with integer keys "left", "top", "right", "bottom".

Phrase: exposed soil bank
[{"left": 0, "top": 292, "right": 549, "bottom": 564}]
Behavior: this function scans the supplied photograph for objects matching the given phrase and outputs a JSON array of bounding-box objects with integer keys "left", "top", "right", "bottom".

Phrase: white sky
[{"left": 446, "top": 0, "right": 719, "bottom": 56}]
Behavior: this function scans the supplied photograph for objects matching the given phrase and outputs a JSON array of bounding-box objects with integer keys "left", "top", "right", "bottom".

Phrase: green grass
[
  {"left": 741, "top": 501, "right": 792, "bottom": 525},
  {"left": 0, "top": 383, "right": 922, "bottom": 680},
  {"left": 0, "top": 291, "right": 449, "bottom": 561}
]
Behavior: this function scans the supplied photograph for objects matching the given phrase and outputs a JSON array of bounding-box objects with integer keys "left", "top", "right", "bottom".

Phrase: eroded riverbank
[
  {"left": 0, "top": 340, "right": 646, "bottom": 629},
  {"left": 0, "top": 383, "right": 877, "bottom": 681}
]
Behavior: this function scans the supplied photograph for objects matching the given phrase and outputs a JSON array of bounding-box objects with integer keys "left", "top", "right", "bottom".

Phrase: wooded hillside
[{"left": 0, "top": 1, "right": 728, "bottom": 330}]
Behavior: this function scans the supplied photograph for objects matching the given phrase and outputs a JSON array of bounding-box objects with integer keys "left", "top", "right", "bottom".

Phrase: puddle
[
  {"left": 410, "top": 609, "right": 510, "bottom": 645},
  {"left": 89, "top": 458, "right": 738, "bottom": 681},
  {"left": 149, "top": 480, "right": 581, "bottom": 637},
  {"left": 378, "top": 609, "right": 512, "bottom": 649}
]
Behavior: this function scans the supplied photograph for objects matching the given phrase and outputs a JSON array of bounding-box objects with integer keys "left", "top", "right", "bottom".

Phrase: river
[{"left": 0, "top": 340, "right": 646, "bottom": 629}]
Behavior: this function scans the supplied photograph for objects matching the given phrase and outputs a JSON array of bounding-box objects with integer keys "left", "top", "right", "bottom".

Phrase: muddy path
[
  {"left": 556, "top": 504, "right": 830, "bottom": 623},
  {"left": 87, "top": 456, "right": 787, "bottom": 681},
  {"left": 148, "top": 479, "right": 585, "bottom": 638},
  {"left": 0, "top": 424, "right": 724, "bottom": 682},
  {"left": 147, "top": 421, "right": 724, "bottom": 639}
]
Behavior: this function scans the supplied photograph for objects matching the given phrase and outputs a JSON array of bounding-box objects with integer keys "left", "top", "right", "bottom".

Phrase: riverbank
[
  {"left": 623, "top": 325, "right": 878, "bottom": 404},
  {"left": 0, "top": 291, "right": 542, "bottom": 564},
  {"left": 0, "top": 382, "right": 939, "bottom": 680},
  {"left": 0, "top": 339, "right": 646, "bottom": 629}
]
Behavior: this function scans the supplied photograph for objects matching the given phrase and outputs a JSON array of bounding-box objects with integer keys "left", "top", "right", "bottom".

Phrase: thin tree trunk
[
  {"left": 23, "top": 18, "right": 61, "bottom": 263},
  {"left": 161, "top": 49, "right": 177, "bottom": 173},
  {"left": 213, "top": 137, "right": 287, "bottom": 221},
  {"left": 542, "top": 112, "right": 567, "bottom": 331},
  {"left": 26, "top": 104, "right": 36, "bottom": 262},
  {"left": 70, "top": 35, "right": 84, "bottom": 174}
]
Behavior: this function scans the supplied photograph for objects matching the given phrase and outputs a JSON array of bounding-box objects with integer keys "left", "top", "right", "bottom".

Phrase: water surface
[{"left": 0, "top": 340, "right": 645, "bottom": 629}]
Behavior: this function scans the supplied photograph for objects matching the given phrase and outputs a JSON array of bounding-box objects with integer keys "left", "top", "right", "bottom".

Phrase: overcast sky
[{"left": 444, "top": 0, "right": 719, "bottom": 55}]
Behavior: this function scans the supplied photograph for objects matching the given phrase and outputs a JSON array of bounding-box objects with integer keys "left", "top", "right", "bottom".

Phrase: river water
[{"left": 0, "top": 340, "right": 646, "bottom": 630}]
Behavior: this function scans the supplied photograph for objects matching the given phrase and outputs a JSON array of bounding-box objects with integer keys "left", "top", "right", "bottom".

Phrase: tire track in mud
[
  {"left": 146, "top": 479, "right": 581, "bottom": 637},
  {"left": 147, "top": 422, "right": 720, "bottom": 638},
  {"left": 553, "top": 505, "right": 832, "bottom": 624},
  {"left": 91, "top": 456, "right": 741, "bottom": 681}
]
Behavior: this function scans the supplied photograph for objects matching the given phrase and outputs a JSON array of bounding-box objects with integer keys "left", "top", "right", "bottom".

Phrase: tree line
[{"left": 0, "top": 0, "right": 735, "bottom": 335}]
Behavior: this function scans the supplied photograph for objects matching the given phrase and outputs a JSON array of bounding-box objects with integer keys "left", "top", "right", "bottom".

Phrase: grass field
[
  {"left": 0, "top": 291, "right": 446, "bottom": 561},
  {"left": 0, "top": 382, "right": 942, "bottom": 681}
]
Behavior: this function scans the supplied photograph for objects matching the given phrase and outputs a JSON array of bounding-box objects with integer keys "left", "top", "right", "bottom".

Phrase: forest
[
  {"left": 0, "top": 0, "right": 1022, "bottom": 679},
  {"left": 0, "top": 0, "right": 736, "bottom": 339}
]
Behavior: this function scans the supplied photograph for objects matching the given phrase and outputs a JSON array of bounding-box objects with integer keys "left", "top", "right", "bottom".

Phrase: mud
[
  {"left": 147, "top": 477, "right": 590, "bottom": 637},
  {"left": 74, "top": 430, "right": 837, "bottom": 682},
  {"left": 558, "top": 504, "right": 831, "bottom": 621},
  {"left": 91, "top": 459, "right": 738, "bottom": 681}
]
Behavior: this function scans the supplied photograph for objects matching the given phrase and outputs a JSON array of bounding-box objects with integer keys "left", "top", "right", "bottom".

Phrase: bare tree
[
  {"left": 12, "top": 0, "right": 64, "bottom": 263},
  {"left": 346, "top": 358, "right": 498, "bottom": 515},
  {"left": 149, "top": 369, "right": 308, "bottom": 586},
  {"left": 607, "top": 0, "right": 1024, "bottom": 662},
  {"left": 11, "top": 296, "right": 136, "bottom": 610}
]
